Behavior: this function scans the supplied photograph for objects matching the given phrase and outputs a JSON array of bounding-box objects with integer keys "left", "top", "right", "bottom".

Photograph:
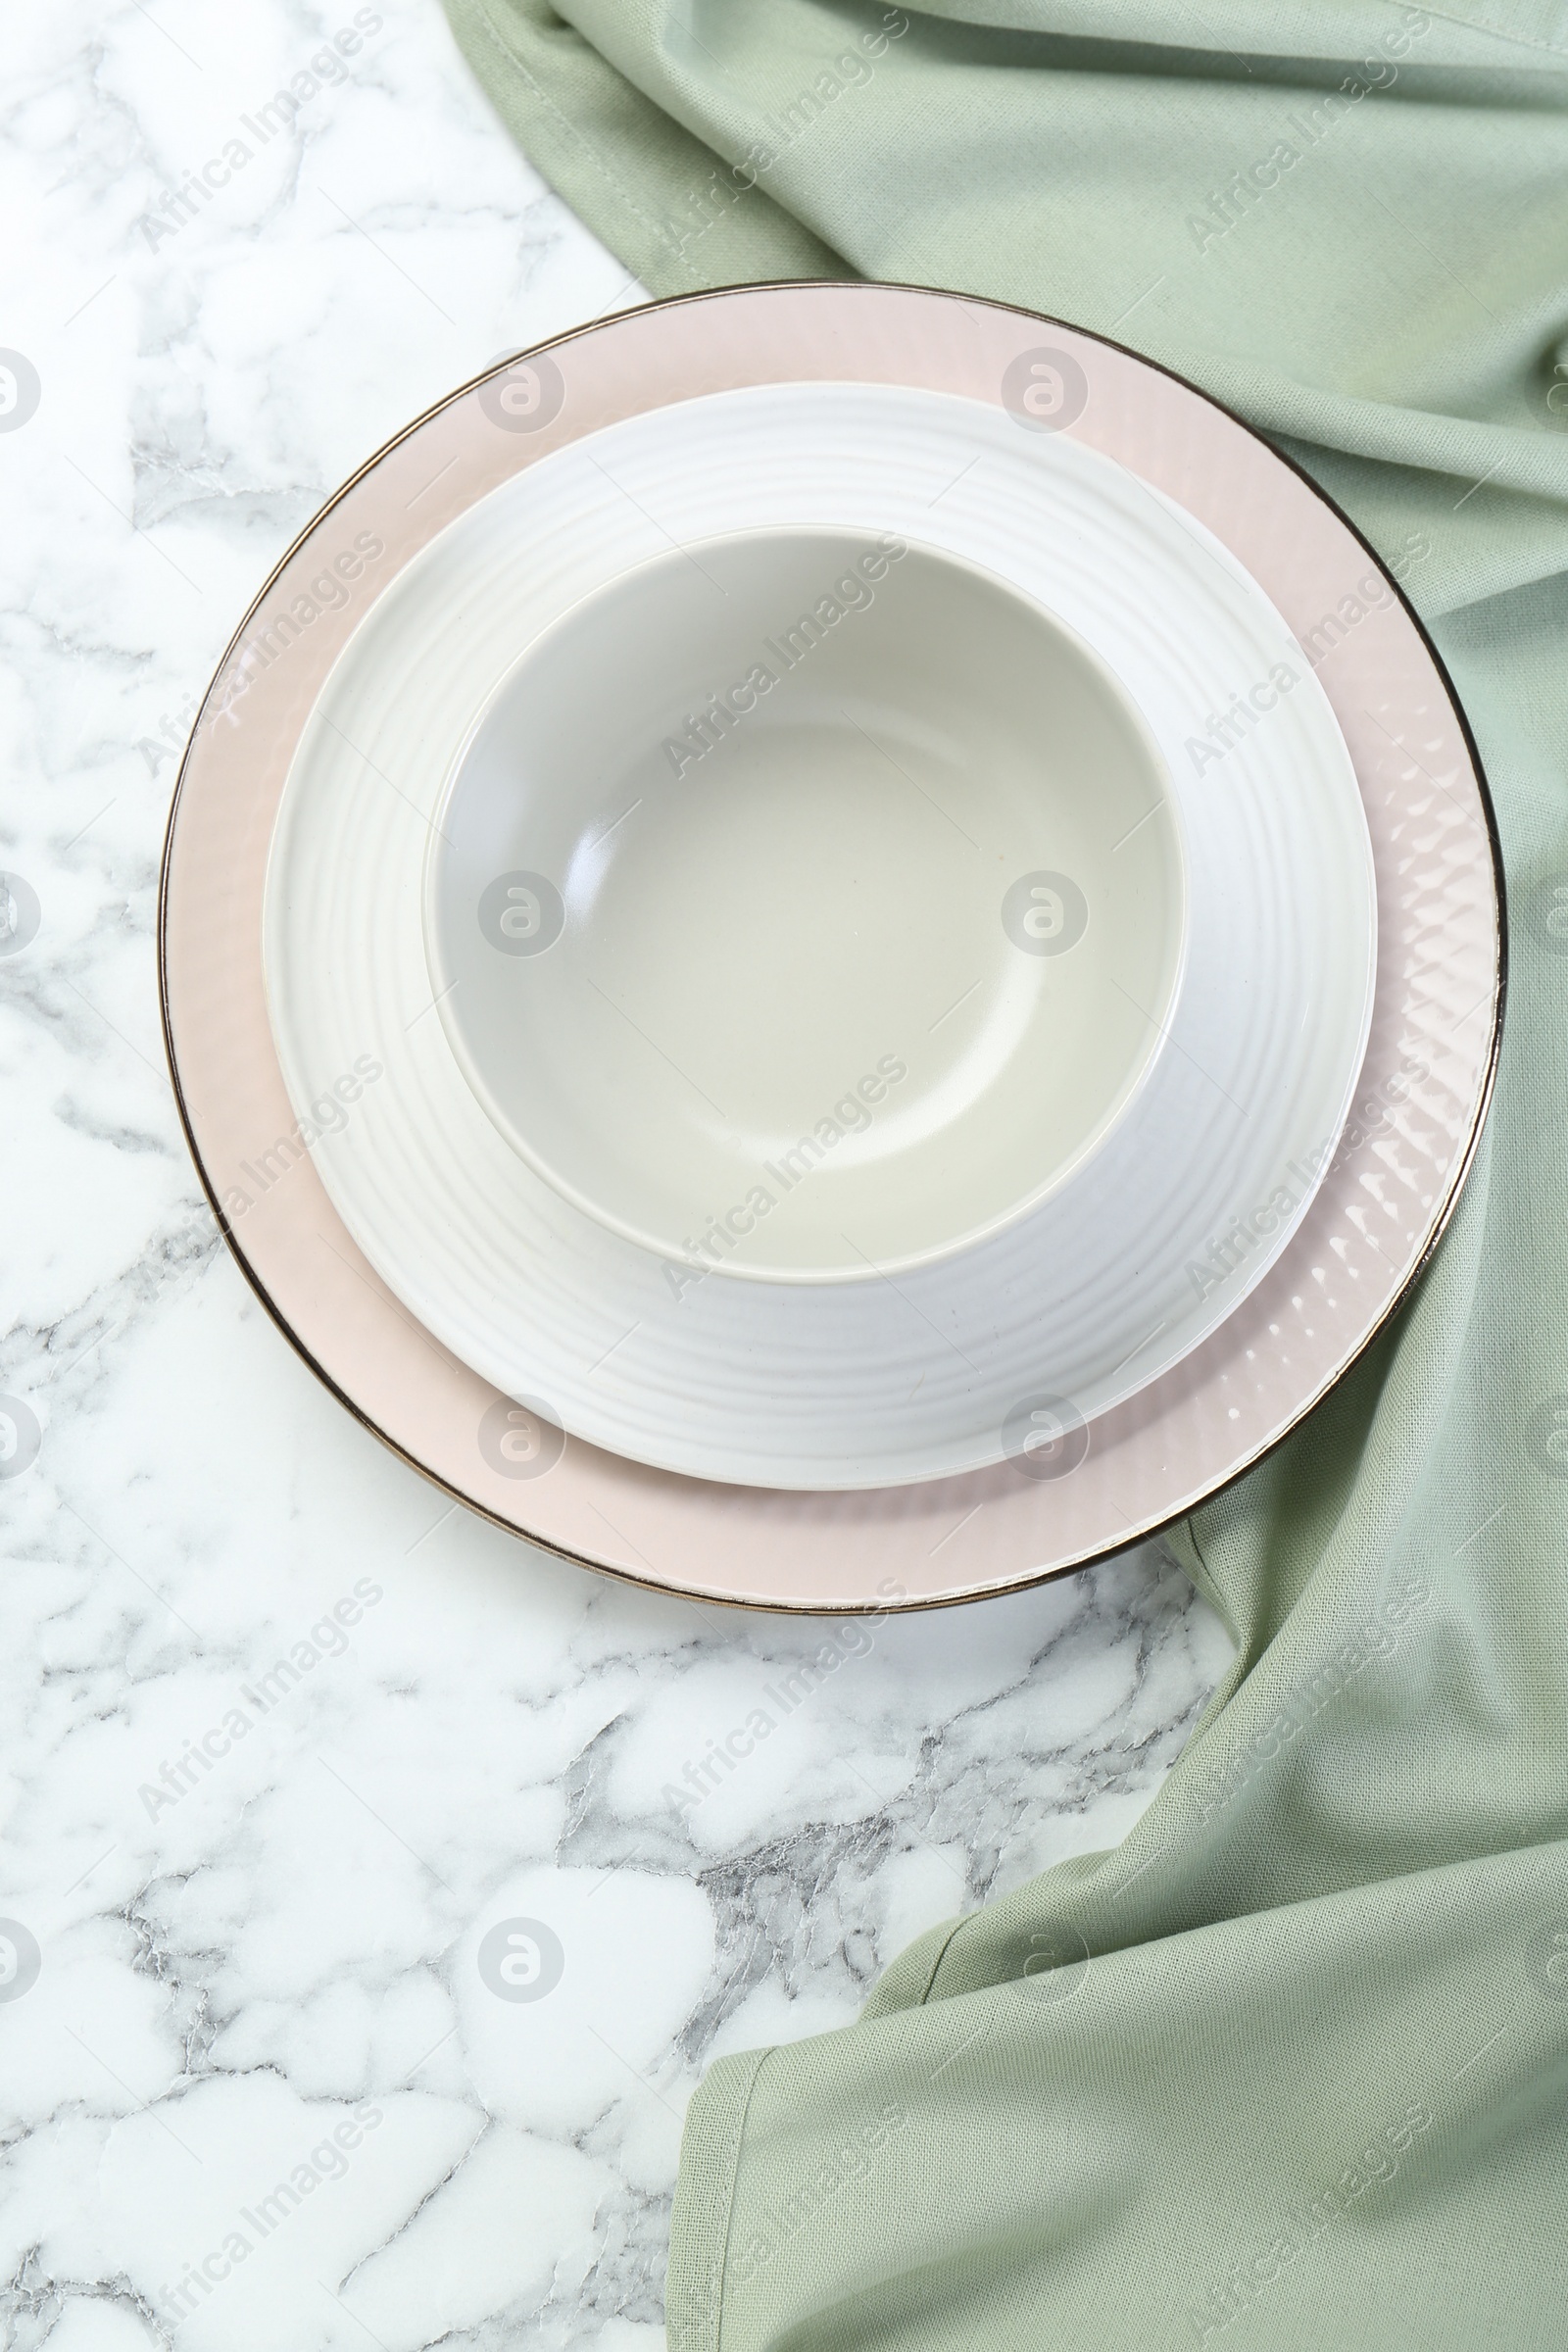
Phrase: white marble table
[{"left": 0, "top": 4, "right": 1233, "bottom": 2341}]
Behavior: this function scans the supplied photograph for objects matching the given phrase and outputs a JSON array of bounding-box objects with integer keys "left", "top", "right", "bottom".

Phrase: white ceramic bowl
[
  {"left": 425, "top": 527, "right": 1186, "bottom": 1283},
  {"left": 264, "top": 379, "right": 1375, "bottom": 1488}
]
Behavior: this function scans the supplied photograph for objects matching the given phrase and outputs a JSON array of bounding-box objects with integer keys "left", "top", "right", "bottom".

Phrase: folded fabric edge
[
  {"left": 665, "top": 2044, "right": 772, "bottom": 2352},
  {"left": 441, "top": 0, "right": 850, "bottom": 301}
]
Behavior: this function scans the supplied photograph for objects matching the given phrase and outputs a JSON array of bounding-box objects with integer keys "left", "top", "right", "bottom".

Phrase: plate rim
[
  {"left": 259, "top": 371, "right": 1384, "bottom": 1487},
  {"left": 157, "top": 277, "right": 1506, "bottom": 1613}
]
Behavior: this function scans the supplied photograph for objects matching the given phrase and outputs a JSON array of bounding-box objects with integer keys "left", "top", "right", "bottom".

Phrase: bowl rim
[{"left": 420, "top": 516, "right": 1192, "bottom": 1286}]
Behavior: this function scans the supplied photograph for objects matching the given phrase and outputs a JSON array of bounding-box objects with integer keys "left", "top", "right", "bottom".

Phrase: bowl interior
[{"left": 425, "top": 527, "right": 1186, "bottom": 1283}]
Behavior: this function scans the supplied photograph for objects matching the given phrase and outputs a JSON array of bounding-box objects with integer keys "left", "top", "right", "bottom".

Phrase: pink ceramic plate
[{"left": 159, "top": 282, "right": 1502, "bottom": 1614}]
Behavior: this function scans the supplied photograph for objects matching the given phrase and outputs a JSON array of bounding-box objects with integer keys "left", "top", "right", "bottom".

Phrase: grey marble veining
[{"left": 0, "top": 4, "right": 1234, "bottom": 2343}]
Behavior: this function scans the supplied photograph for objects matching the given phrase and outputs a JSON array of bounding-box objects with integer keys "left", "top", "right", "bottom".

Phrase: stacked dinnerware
[{"left": 162, "top": 282, "right": 1500, "bottom": 1611}]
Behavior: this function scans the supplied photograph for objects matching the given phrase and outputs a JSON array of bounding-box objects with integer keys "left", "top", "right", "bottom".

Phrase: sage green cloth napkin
[{"left": 441, "top": 3, "right": 1568, "bottom": 2340}]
